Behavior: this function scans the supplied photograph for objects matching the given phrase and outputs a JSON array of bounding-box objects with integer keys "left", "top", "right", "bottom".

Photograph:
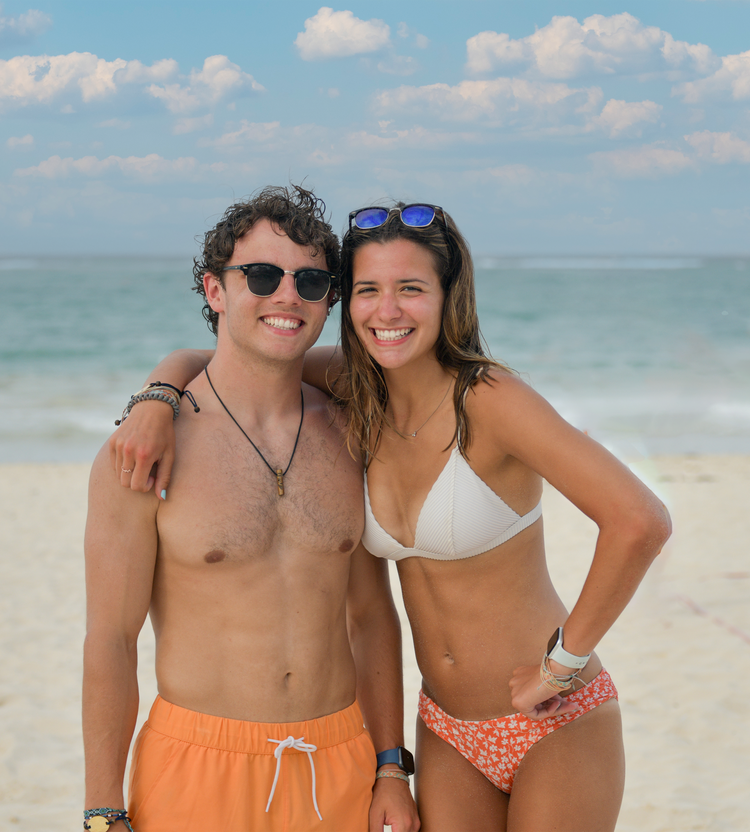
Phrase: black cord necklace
[{"left": 204, "top": 366, "right": 304, "bottom": 497}]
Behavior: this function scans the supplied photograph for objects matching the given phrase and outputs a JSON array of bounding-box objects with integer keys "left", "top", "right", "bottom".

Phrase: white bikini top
[{"left": 362, "top": 445, "right": 543, "bottom": 562}]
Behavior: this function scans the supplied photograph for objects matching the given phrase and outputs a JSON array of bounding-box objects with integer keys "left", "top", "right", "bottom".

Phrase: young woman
[{"left": 112, "top": 203, "right": 671, "bottom": 831}]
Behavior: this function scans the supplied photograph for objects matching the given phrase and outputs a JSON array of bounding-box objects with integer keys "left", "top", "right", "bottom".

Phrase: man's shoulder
[
  {"left": 302, "top": 382, "right": 345, "bottom": 429},
  {"left": 88, "top": 439, "right": 160, "bottom": 515}
]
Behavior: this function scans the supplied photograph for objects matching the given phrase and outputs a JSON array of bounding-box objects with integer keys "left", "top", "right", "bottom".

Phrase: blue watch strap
[
  {"left": 376, "top": 748, "right": 401, "bottom": 768},
  {"left": 376, "top": 746, "right": 415, "bottom": 775}
]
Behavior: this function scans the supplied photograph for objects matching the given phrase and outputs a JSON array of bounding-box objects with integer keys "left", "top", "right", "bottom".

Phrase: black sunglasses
[
  {"left": 223, "top": 263, "right": 338, "bottom": 303},
  {"left": 348, "top": 203, "right": 447, "bottom": 232}
]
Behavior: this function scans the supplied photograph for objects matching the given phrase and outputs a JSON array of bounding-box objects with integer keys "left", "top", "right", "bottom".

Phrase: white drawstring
[{"left": 265, "top": 735, "right": 322, "bottom": 821}]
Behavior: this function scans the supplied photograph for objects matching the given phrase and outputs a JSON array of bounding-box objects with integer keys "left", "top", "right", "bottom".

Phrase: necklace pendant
[
  {"left": 276, "top": 468, "right": 285, "bottom": 497},
  {"left": 410, "top": 432, "right": 417, "bottom": 437}
]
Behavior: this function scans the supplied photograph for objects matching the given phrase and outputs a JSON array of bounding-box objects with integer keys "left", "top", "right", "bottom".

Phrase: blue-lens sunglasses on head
[{"left": 348, "top": 203, "right": 447, "bottom": 232}]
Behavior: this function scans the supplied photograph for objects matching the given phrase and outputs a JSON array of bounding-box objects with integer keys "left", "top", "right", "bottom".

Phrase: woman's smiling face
[{"left": 349, "top": 238, "right": 445, "bottom": 372}]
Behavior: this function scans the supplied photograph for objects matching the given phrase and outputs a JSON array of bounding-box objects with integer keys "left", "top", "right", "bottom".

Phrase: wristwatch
[
  {"left": 546, "top": 627, "right": 591, "bottom": 670},
  {"left": 376, "top": 746, "right": 415, "bottom": 775}
]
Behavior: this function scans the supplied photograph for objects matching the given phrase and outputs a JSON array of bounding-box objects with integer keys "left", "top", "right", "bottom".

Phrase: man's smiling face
[{"left": 204, "top": 218, "right": 332, "bottom": 367}]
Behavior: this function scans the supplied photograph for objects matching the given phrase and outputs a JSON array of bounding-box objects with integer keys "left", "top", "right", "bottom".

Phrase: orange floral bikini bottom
[{"left": 418, "top": 669, "right": 618, "bottom": 793}]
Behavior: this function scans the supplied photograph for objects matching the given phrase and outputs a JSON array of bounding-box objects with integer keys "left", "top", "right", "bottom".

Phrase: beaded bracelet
[
  {"left": 115, "top": 388, "right": 178, "bottom": 425},
  {"left": 538, "top": 655, "right": 584, "bottom": 693},
  {"left": 83, "top": 808, "right": 134, "bottom": 831},
  {"left": 375, "top": 770, "right": 411, "bottom": 784},
  {"left": 114, "top": 382, "right": 200, "bottom": 426}
]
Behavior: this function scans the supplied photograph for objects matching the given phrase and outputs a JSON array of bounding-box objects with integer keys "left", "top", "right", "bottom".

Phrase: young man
[{"left": 83, "top": 187, "right": 419, "bottom": 832}]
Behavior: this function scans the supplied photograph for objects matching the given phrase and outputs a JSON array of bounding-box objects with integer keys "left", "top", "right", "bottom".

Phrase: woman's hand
[
  {"left": 109, "top": 400, "right": 176, "bottom": 497},
  {"left": 508, "top": 663, "right": 581, "bottom": 721}
]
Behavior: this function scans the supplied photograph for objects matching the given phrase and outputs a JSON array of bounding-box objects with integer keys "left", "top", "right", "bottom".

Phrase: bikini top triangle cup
[{"left": 362, "top": 446, "right": 543, "bottom": 562}]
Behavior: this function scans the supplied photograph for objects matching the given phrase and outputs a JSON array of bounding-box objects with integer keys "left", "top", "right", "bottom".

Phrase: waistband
[
  {"left": 145, "top": 696, "right": 365, "bottom": 754},
  {"left": 566, "top": 668, "right": 617, "bottom": 704},
  {"left": 419, "top": 668, "right": 617, "bottom": 722}
]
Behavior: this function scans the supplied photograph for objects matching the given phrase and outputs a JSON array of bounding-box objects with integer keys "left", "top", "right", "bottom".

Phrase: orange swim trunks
[
  {"left": 418, "top": 668, "right": 618, "bottom": 793},
  {"left": 128, "top": 697, "right": 377, "bottom": 832}
]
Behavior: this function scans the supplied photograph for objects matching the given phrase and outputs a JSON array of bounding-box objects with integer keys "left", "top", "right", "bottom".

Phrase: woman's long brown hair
[{"left": 334, "top": 203, "right": 514, "bottom": 464}]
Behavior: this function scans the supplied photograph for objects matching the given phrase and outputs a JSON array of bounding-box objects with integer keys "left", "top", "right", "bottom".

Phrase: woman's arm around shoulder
[
  {"left": 302, "top": 346, "right": 344, "bottom": 396},
  {"left": 109, "top": 348, "right": 213, "bottom": 495}
]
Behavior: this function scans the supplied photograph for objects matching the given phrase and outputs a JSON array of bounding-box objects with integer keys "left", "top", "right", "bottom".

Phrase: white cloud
[
  {"left": 347, "top": 125, "right": 479, "bottom": 150},
  {"left": 295, "top": 7, "right": 390, "bottom": 60},
  {"left": 173, "top": 114, "right": 214, "bottom": 134},
  {"left": 466, "top": 13, "right": 718, "bottom": 79},
  {"left": 0, "top": 52, "right": 260, "bottom": 115},
  {"left": 201, "top": 120, "right": 281, "bottom": 148},
  {"left": 377, "top": 55, "right": 419, "bottom": 76},
  {"left": 14, "top": 153, "right": 200, "bottom": 180},
  {"left": 7, "top": 133, "right": 34, "bottom": 149},
  {"left": 593, "top": 99, "right": 662, "bottom": 137},
  {"left": 147, "top": 55, "right": 263, "bottom": 114},
  {"left": 0, "top": 8, "right": 52, "bottom": 44},
  {"left": 590, "top": 143, "right": 695, "bottom": 178},
  {"left": 673, "top": 51, "right": 750, "bottom": 102},
  {"left": 375, "top": 78, "right": 602, "bottom": 125},
  {"left": 200, "top": 121, "right": 332, "bottom": 170},
  {"left": 396, "top": 22, "right": 429, "bottom": 49},
  {"left": 0, "top": 52, "right": 177, "bottom": 108},
  {"left": 685, "top": 130, "right": 750, "bottom": 163}
]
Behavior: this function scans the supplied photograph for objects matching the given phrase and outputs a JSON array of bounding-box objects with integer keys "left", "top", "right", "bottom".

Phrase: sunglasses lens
[
  {"left": 400, "top": 204, "right": 436, "bottom": 228},
  {"left": 295, "top": 270, "right": 332, "bottom": 302},
  {"left": 244, "top": 264, "right": 283, "bottom": 297},
  {"left": 354, "top": 208, "right": 389, "bottom": 229}
]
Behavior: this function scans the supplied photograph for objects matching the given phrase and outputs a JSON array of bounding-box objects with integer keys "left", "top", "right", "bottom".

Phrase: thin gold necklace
[
  {"left": 400, "top": 380, "right": 452, "bottom": 438},
  {"left": 204, "top": 367, "right": 304, "bottom": 496}
]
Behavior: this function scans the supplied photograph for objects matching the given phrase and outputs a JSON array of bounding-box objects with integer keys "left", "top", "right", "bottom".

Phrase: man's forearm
[
  {"left": 349, "top": 594, "right": 405, "bottom": 753},
  {"left": 83, "top": 633, "right": 140, "bottom": 808},
  {"left": 349, "top": 590, "right": 421, "bottom": 832},
  {"left": 141, "top": 349, "right": 213, "bottom": 390}
]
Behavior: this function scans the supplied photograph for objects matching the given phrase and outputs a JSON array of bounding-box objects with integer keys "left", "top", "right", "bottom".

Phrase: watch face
[
  {"left": 400, "top": 746, "right": 415, "bottom": 775},
  {"left": 547, "top": 627, "right": 562, "bottom": 655}
]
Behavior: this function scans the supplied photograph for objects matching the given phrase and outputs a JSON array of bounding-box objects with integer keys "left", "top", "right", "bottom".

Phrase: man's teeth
[
  {"left": 374, "top": 328, "right": 412, "bottom": 341},
  {"left": 263, "top": 317, "right": 301, "bottom": 330}
]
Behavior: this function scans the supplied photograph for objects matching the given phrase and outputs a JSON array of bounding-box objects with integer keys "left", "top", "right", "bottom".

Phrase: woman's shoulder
[
  {"left": 469, "top": 366, "right": 538, "bottom": 405},
  {"left": 466, "top": 367, "right": 560, "bottom": 437}
]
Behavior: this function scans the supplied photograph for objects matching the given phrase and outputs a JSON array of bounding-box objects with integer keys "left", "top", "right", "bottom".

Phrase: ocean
[{"left": 2, "top": 255, "right": 749, "bottom": 463}]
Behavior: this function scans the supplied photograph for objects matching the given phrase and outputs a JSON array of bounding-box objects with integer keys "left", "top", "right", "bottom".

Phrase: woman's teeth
[{"left": 374, "top": 328, "right": 412, "bottom": 341}]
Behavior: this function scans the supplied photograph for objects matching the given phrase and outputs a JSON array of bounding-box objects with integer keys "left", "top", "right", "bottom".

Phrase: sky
[{"left": 2, "top": 0, "right": 750, "bottom": 256}]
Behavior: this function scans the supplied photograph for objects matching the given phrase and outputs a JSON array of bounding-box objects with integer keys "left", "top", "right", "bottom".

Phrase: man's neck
[{"left": 200, "top": 347, "right": 305, "bottom": 425}]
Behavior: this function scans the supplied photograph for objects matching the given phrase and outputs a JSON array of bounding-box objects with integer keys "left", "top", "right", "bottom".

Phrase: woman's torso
[{"left": 364, "top": 377, "right": 601, "bottom": 719}]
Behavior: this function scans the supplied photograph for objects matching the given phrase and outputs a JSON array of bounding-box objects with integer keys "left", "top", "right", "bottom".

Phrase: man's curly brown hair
[{"left": 193, "top": 184, "right": 341, "bottom": 336}]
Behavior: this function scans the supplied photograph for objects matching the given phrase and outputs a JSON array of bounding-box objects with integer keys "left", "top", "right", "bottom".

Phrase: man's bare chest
[{"left": 157, "top": 426, "right": 364, "bottom": 565}]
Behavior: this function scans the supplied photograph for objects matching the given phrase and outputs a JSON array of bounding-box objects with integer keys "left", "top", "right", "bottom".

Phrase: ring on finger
[{"left": 122, "top": 467, "right": 133, "bottom": 473}]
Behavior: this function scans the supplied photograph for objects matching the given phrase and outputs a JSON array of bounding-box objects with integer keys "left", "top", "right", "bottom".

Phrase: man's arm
[
  {"left": 347, "top": 544, "right": 420, "bottom": 832},
  {"left": 83, "top": 445, "right": 159, "bottom": 826}
]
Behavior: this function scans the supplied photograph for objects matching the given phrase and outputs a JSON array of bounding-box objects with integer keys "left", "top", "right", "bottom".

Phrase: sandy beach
[{"left": 1, "top": 456, "right": 748, "bottom": 831}]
